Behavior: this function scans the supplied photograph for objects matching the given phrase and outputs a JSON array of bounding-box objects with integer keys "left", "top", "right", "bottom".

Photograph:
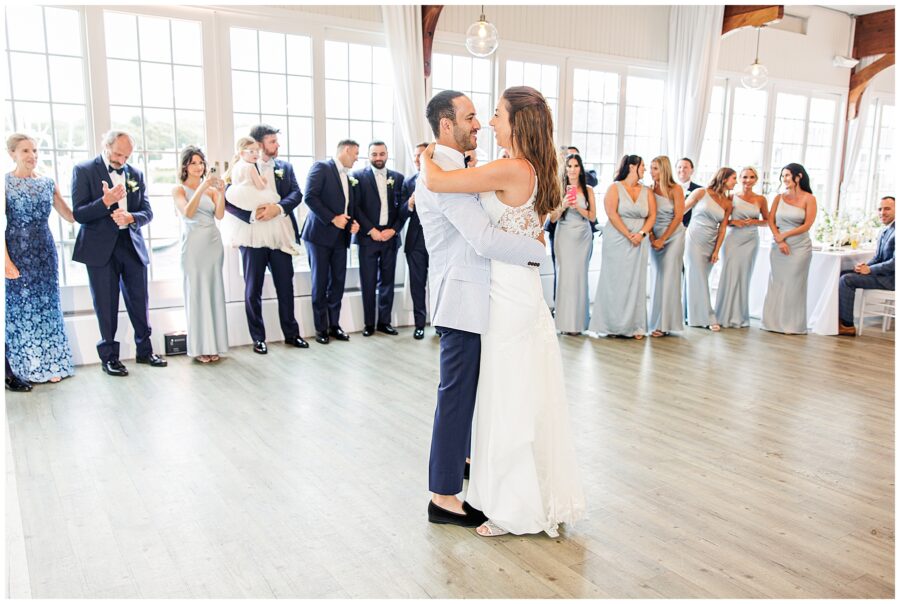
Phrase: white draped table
[{"left": 748, "top": 245, "right": 876, "bottom": 335}]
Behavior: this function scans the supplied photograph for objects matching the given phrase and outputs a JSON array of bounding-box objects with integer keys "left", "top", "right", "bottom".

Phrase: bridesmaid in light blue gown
[
  {"left": 715, "top": 167, "right": 769, "bottom": 328},
  {"left": 589, "top": 154, "right": 656, "bottom": 339},
  {"left": 683, "top": 168, "right": 735, "bottom": 330},
  {"left": 552, "top": 154, "right": 596, "bottom": 335},
  {"left": 172, "top": 146, "right": 229, "bottom": 362},
  {"left": 761, "top": 163, "right": 817, "bottom": 334},
  {"left": 648, "top": 156, "right": 686, "bottom": 337}
]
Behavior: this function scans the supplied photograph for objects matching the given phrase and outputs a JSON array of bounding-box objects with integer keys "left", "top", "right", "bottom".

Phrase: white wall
[
  {"left": 278, "top": 4, "right": 382, "bottom": 22},
  {"left": 870, "top": 65, "right": 895, "bottom": 94}
]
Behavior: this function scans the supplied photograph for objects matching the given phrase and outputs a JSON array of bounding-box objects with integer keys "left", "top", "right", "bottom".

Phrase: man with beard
[{"left": 351, "top": 141, "right": 406, "bottom": 337}]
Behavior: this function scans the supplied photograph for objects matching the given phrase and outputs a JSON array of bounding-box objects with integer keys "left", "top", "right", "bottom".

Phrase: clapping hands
[{"left": 101, "top": 181, "right": 126, "bottom": 208}]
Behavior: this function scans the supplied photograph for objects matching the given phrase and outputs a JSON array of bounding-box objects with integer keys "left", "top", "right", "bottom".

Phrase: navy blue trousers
[
  {"left": 405, "top": 245, "right": 429, "bottom": 329},
  {"left": 358, "top": 243, "right": 398, "bottom": 327},
  {"left": 305, "top": 240, "right": 347, "bottom": 333},
  {"left": 86, "top": 230, "right": 152, "bottom": 363},
  {"left": 839, "top": 270, "right": 893, "bottom": 326},
  {"left": 429, "top": 326, "right": 480, "bottom": 495},
  {"left": 240, "top": 246, "right": 299, "bottom": 342}
]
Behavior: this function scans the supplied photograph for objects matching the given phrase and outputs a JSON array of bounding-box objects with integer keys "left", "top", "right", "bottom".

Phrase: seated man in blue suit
[
  {"left": 400, "top": 142, "right": 429, "bottom": 340},
  {"left": 838, "top": 195, "right": 895, "bottom": 336},
  {"left": 352, "top": 141, "right": 406, "bottom": 337},
  {"left": 302, "top": 140, "right": 360, "bottom": 344},
  {"left": 71, "top": 130, "right": 166, "bottom": 376},
  {"left": 224, "top": 124, "right": 307, "bottom": 355}
]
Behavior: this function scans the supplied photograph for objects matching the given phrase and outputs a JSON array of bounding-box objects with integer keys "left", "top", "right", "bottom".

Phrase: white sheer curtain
[
  {"left": 663, "top": 5, "right": 725, "bottom": 162},
  {"left": 838, "top": 57, "right": 878, "bottom": 211},
  {"left": 382, "top": 5, "right": 429, "bottom": 175}
]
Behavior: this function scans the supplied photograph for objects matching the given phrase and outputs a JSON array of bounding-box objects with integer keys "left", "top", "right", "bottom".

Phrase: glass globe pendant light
[
  {"left": 465, "top": 6, "right": 499, "bottom": 57},
  {"left": 741, "top": 27, "right": 769, "bottom": 90}
]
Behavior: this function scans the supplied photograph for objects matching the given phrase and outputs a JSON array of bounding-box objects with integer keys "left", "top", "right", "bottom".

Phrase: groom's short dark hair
[
  {"left": 426, "top": 90, "right": 465, "bottom": 137},
  {"left": 250, "top": 124, "right": 280, "bottom": 142}
]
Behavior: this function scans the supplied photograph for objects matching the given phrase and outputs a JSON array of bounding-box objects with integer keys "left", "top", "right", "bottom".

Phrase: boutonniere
[
  {"left": 386, "top": 177, "right": 395, "bottom": 188},
  {"left": 274, "top": 168, "right": 284, "bottom": 180},
  {"left": 126, "top": 178, "right": 139, "bottom": 193},
  {"left": 348, "top": 176, "right": 359, "bottom": 187}
]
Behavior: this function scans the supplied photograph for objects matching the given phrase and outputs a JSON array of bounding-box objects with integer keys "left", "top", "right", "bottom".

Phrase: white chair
[{"left": 856, "top": 289, "right": 895, "bottom": 335}]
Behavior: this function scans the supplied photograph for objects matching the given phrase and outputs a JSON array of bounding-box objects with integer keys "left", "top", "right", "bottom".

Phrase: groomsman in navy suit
[
  {"left": 838, "top": 196, "right": 895, "bottom": 336},
  {"left": 352, "top": 141, "right": 406, "bottom": 337},
  {"left": 400, "top": 143, "right": 429, "bottom": 340},
  {"left": 224, "top": 124, "right": 307, "bottom": 355},
  {"left": 676, "top": 157, "right": 702, "bottom": 226},
  {"left": 302, "top": 140, "right": 360, "bottom": 344},
  {"left": 71, "top": 130, "right": 166, "bottom": 376}
]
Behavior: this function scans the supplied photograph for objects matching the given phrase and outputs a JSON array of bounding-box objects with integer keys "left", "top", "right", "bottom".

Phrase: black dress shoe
[
  {"left": 463, "top": 461, "right": 471, "bottom": 480},
  {"left": 414, "top": 328, "right": 425, "bottom": 340},
  {"left": 285, "top": 336, "right": 309, "bottom": 349},
  {"left": 362, "top": 325, "right": 375, "bottom": 337},
  {"left": 102, "top": 360, "right": 129, "bottom": 377},
  {"left": 427, "top": 500, "right": 488, "bottom": 528},
  {"left": 136, "top": 353, "right": 167, "bottom": 367},
  {"left": 315, "top": 331, "right": 330, "bottom": 344},
  {"left": 377, "top": 323, "right": 399, "bottom": 335},
  {"left": 329, "top": 327, "right": 350, "bottom": 341},
  {"left": 5, "top": 375, "right": 32, "bottom": 392},
  {"left": 253, "top": 341, "right": 268, "bottom": 354}
]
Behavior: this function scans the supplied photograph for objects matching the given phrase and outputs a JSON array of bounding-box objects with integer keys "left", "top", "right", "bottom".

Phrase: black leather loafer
[
  {"left": 102, "top": 360, "right": 129, "bottom": 377},
  {"left": 414, "top": 328, "right": 425, "bottom": 340},
  {"left": 315, "top": 332, "right": 330, "bottom": 345},
  {"left": 5, "top": 374, "right": 32, "bottom": 392},
  {"left": 377, "top": 323, "right": 399, "bottom": 335},
  {"left": 285, "top": 336, "right": 309, "bottom": 349},
  {"left": 362, "top": 325, "right": 375, "bottom": 337},
  {"left": 427, "top": 500, "right": 488, "bottom": 527},
  {"left": 136, "top": 353, "right": 167, "bottom": 367},
  {"left": 253, "top": 341, "right": 268, "bottom": 354},
  {"left": 329, "top": 327, "right": 350, "bottom": 341}
]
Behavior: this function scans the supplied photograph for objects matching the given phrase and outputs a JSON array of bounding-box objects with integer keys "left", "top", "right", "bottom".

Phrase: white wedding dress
[{"left": 466, "top": 172, "right": 586, "bottom": 537}]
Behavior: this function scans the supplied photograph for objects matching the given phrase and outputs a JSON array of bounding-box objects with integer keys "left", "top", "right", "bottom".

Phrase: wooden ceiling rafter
[
  {"left": 422, "top": 5, "right": 443, "bottom": 80},
  {"left": 721, "top": 5, "right": 784, "bottom": 36}
]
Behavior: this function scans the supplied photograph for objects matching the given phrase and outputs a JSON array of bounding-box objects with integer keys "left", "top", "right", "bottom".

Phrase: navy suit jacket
[
  {"left": 681, "top": 181, "right": 702, "bottom": 226},
  {"left": 868, "top": 222, "right": 895, "bottom": 283},
  {"left": 350, "top": 166, "right": 405, "bottom": 248},
  {"left": 224, "top": 158, "right": 302, "bottom": 242},
  {"left": 301, "top": 158, "right": 356, "bottom": 249},
  {"left": 400, "top": 173, "right": 426, "bottom": 251},
  {"left": 71, "top": 155, "right": 152, "bottom": 267}
]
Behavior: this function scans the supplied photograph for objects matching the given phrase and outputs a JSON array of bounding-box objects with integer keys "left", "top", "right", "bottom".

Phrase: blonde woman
[
  {"left": 684, "top": 167, "right": 735, "bottom": 330},
  {"left": 715, "top": 166, "right": 768, "bottom": 328},
  {"left": 648, "top": 156, "right": 686, "bottom": 336}
]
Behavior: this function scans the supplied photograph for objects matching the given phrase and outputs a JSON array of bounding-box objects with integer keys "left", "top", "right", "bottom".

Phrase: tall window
[
  {"left": 230, "top": 27, "right": 314, "bottom": 180},
  {"left": 505, "top": 59, "right": 559, "bottom": 140},
  {"left": 874, "top": 104, "right": 894, "bottom": 201},
  {"left": 697, "top": 83, "right": 727, "bottom": 185},
  {"left": 769, "top": 92, "right": 808, "bottom": 190},
  {"left": 727, "top": 87, "right": 768, "bottom": 179},
  {"left": 431, "top": 52, "right": 493, "bottom": 161},
  {"left": 623, "top": 74, "right": 665, "bottom": 183},
  {"left": 324, "top": 40, "right": 393, "bottom": 170},
  {"left": 103, "top": 10, "right": 205, "bottom": 282},
  {"left": 802, "top": 97, "right": 838, "bottom": 204},
  {"left": 4, "top": 5, "right": 90, "bottom": 286},
  {"left": 570, "top": 68, "right": 619, "bottom": 185}
]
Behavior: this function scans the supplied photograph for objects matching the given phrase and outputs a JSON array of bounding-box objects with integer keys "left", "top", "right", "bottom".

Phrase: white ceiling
[{"left": 820, "top": 5, "right": 894, "bottom": 16}]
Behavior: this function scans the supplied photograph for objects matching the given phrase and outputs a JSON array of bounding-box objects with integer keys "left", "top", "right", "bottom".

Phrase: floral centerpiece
[{"left": 814, "top": 210, "right": 881, "bottom": 249}]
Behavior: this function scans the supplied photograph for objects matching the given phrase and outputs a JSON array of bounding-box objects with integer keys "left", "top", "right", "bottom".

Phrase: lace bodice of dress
[{"left": 481, "top": 163, "right": 542, "bottom": 239}]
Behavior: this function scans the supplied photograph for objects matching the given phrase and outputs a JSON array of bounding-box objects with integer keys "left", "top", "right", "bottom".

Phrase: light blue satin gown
[
  {"left": 181, "top": 185, "right": 229, "bottom": 357},
  {"left": 761, "top": 200, "right": 812, "bottom": 334},
  {"left": 649, "top": 192, "right": 685, "bottom": 333},
  {"left": 589, "top": 182, "right": 650, "bottom": 336},
  {"left": 684, "top": 191, "right": 726, "bottom": 327},
  {"left": 715, "top": 196, "right": 762, "bottom": 328},
  {"left": 554, "top": 191, "right": 594, "bottom": 333}
]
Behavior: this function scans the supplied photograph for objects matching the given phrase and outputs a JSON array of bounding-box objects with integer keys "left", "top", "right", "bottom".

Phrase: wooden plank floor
[{"left": 5, "top": 323, "right": 894, "bottom": 598}]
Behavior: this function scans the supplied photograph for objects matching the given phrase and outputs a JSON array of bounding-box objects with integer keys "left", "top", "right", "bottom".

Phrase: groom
[{"left": 417, "top": 90, "right": 547, "bottom": 526}]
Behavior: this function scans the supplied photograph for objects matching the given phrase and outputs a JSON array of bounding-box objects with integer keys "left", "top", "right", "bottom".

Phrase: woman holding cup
[
  {"left": 550, "top": 153, "right": 596, "bottom": 335},
  {"left": 172, "top": 146, "right": 229, "bottom": 362}
]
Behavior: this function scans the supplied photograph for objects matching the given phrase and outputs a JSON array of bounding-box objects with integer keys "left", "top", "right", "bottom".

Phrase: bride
[{"left": 421, "top": 86, "right": 585, "bottom": 537}]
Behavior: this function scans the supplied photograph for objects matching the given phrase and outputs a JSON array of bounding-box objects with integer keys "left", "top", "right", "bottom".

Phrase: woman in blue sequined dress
[{"left": 5, "top": 133, "right": 75, "bottom": 383}]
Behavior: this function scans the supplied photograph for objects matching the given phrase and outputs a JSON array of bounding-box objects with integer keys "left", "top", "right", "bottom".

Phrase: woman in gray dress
[
  {"left": 172, "top": 146, "right": 229, "bottom": 362},
  {"left": 715, "top": 166, "right": 769, "bottom": 328},
  {"left": 761, "top": 163, "right": 817, "bottom": 334},
  {"left": 684, "top": 167, "right": 734, "bottom": 330},
  {"left": 551, "top": 153, "right": 596, "bottom": 335},
  {"left": 589, "top": 154, "right": 656, "bottom": 339},
  {"left": 648, "top": 156, "right": 686, "bottom": 337}
]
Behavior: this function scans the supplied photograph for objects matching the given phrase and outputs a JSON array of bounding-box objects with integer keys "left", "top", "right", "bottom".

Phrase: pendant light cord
[{"left": 755, "top": 28, "right": 761, "bottom": 63}]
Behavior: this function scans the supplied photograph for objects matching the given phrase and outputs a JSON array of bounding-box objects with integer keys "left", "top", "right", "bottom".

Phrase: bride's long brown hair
[{"left": 502, "top": 86, "right": 561, "bottom": 217}]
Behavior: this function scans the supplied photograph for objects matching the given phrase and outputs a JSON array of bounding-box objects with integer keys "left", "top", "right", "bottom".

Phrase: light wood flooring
[{"left": 5, "top": 323, "right": 895, "bottom": 598}]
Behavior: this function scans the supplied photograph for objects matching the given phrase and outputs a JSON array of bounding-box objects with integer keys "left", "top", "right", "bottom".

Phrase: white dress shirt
[
  {"left": 333, "top": 156, "right": 350, "bottom": 213},
  {"left": 374, "top": 167, "right": 389, "bottom": 225}
]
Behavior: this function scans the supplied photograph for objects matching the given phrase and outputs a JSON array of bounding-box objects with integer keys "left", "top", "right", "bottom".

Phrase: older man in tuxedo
[
  {"left": 302, "top": 139, "right": 360, "bottom": 344},
  {"left": 838, "top": 196, "right": 895, "bottom": 336},
  {"left": 71, "top": 130, "right": 166, "bottom": 376},
  {"left": 224, "top": 124, "right": 307, "bottom": 355},
  {"left": 401, "top": 143, "right": 429, "bottom": 339},
  {"left": 352, "top": 141, "right": 406, "bottom": 337}
]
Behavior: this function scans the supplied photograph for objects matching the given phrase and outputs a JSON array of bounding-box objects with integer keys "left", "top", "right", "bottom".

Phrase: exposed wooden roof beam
[{"left": 722, "top": 5, "right": 784, "bottom": 36}]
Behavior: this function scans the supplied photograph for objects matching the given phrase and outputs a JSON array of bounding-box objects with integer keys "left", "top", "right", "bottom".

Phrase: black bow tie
[
  {"left": 108, "top": 165, "right": 124, "bottom": 175},
  {"left": 463, "top": 155, "right": 471, "bottom": 167}
]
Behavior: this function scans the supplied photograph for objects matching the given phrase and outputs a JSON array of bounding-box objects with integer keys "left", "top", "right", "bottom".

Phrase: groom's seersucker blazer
[{"left": 415, "top": 144, "right": 546, "bottom": 334}]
